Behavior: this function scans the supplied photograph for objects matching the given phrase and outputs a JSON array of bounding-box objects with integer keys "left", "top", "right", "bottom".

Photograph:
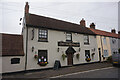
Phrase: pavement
[
  {"left": 57, "top": 67, "right": 119, "bottom": 78},
  {"left": 2, "top": 62, "right": 113, "bottom": 80}
]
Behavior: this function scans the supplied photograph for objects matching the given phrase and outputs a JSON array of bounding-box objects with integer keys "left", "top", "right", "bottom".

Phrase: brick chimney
[
  {"left": 25, "top": 2, "right": 29, "bottom": 14},
  {"left": 80, "top": 18, "right": 86, "bottom": 27},
  {"left": 111, "top": 29, "right": 116, "bottom": 33},
  {"left": 90, "top": 23, "right": 95, "bottom": 29}
]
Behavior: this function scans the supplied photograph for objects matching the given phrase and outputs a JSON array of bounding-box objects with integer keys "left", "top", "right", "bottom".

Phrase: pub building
[
  {"left": 1, "top": 2, "right": 120, "bottom": 74},
  {"left": 22, "top": 2, "right": 99, "bottom": 71}
]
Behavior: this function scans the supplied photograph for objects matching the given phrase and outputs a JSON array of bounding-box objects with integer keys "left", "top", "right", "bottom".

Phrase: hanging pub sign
[
  {"left": 31, "top": 28, "right": 34, "bottom": 40},
  {"left": 58, "top": 41, "right": 80, "bottom": 47}
]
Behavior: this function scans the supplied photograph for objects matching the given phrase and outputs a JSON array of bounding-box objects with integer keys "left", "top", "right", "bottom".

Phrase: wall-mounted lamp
[
  {"left": 32, "top": 46, "right": 34, "bottom": 52},
  {"left": 57, "top": 48, "right": 60, "bottom": 52}
]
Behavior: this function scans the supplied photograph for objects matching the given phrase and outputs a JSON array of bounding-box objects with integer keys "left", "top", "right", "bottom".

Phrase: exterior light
[
  {"left": 57, "top": 48, "right": 60, "bottom": 52},
  {"left": 32, "top": 46, "right": 34, "bottom": 52}
]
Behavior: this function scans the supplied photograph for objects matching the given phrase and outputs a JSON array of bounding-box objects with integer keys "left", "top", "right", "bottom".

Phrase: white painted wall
[
  {"left": 110, "top": 37, "right": 119, "bottom": 54},
  {"left": 23, "top": 27, "right": 99, "bottom": 70},
  {"left": 2, "top": 56, "right": 25, "bottom": 73}
]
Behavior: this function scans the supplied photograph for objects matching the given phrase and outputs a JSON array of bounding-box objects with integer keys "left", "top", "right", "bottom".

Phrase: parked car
[{"left": 112, "top": 53, "right": 120, "bottom": 66}]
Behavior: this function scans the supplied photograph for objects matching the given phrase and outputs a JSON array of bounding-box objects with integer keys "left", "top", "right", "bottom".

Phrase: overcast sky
[{"left": 0, "top": 0, "right": 120, "bottom": 34}]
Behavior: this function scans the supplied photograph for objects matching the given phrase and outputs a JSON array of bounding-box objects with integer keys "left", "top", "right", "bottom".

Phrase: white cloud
[
  {"left": 0, "top": 0, "right": 120, "bottom": 2},
  {"left": 0, "top": 1, "right": 119, "bottom": 34}
]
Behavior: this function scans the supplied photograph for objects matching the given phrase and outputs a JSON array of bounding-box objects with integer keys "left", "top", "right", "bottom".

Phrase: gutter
[
  {"left": 100, "top": 36, "right": 104, "bottom": 61},
  {"left": 25, "top": 17, "right": 28, "bottom": 71}
]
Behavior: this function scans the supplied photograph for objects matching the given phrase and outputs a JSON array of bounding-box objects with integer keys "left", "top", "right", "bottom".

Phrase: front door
[
  {"left": 67, "top": 53, "right": 73, "bottom": 66},
  {"left": 98, "top": 48, "right": 101, "bottom": 62}
]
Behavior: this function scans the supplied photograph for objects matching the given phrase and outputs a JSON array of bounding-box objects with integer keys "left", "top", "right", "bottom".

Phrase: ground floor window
[
  {"left": 85, "top": 50, "right": 90, "bottom": 58},
  {"left": 85, "top": 50, "right": 91, "bottom": 62},
  {"left": 103, "top": 50, "right": 108, "bottom": 57},
  {"left": 38, "top": 50, "right": 48, "bottom": 66},
  {"left": 11, "top": 58, "right": 20, "bottom": 64}
]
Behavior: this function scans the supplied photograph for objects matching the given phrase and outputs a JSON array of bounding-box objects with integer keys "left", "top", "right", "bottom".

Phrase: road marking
[{"left": 50, "top": 67, "right": 114, "bottom": 78}]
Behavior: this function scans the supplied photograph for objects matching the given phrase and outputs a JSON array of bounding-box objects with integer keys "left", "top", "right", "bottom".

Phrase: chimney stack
[
  {"left": 80, "top": 18, "right": 86, "bottom": 27},
  {"left": 25, "top": 2, "right": 29, "bottom": 14},
  {"left": 90, "top": 23, "right": 95, "bottom": 29},
  {"left": 111, "top": 29, "right": 116, "bottom": 33}
]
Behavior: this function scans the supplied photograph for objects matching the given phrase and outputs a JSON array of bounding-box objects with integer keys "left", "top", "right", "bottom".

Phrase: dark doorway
[
  {"left": 98, "top": 48, "right": 101, "bottom": 62},
  {"left": 66, "top": 46, "right": 76, "bottom": 66}
]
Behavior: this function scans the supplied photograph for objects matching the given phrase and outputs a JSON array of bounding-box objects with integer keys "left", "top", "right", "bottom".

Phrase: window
[
  {"left": 11, "top": 58, "right": 20, "bottom": 64},
  {"left": 112, "top": 38, "right": 116, "bottom": 44},
  {"left": 38, "top": 50, "right": 48, "bottom": 63},
  {"left": 84, "top": 35, "right": 89, "bottom": 44},
  {"left": 85, "top": 50, "right": 90, "bottom": 58},
  {"left": 103, "top": 50, "right": 108, "bottom": 57},
  {"left": 38, "top": 29, "right": 48, "bottom": 42},
  {"left": 66, "top": 32, "right": 72, "bottom": 42},
  {"left": 103, "top": 37, "right": 106, "bottom": 45}
]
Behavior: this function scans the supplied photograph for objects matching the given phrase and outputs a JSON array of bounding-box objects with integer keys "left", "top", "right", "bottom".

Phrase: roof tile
[
  {"left": 25, "top": 13, "right": 95, "bottom": 35},
  {"left": 89, "top": 28, "right": 120, "bottom": 38},
  {"left": 1, "top": 33, "right": 24, "bottom": 56}
]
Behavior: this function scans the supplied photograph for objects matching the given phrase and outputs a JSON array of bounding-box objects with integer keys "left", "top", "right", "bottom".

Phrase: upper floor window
[
  {"left": 66, "top": 32, "right": 72, "bottom": 42},
  {"left": 103, "top": 37, "right": 106, "bottom": 45},
  {"left": 112, "top": 38, "right": 116, "bottom": 44},
  {"left": 84, "top": 35, "right": 89, "bottom": 45},
  {"left": 38, "top": 29, "right": 48, "bottom": 42}
]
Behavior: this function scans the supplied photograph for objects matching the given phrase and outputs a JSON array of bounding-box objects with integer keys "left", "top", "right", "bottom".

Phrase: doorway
[
  {"left": 67, "top": 53, "right": 73, "bottom": 66},
  {"left": 98, "top": 48, "right": 101, "bottom": 62},
  {"left": 66, "top": 46, "right": 76, "bottom": 66}
]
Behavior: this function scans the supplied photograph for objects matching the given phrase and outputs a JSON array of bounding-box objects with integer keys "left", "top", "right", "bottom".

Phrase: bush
[{"left": 62, "top": 54, "right": 67, "bottom": 61}]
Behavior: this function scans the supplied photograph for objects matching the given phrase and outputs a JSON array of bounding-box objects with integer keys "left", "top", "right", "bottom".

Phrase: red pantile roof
[
  {"left": 25, "top": 13, "right": 95, "bottom": 35},
  {"left": 89, "top": 28, "right": 120, "bottom": 38},
  {"left": 1, "top": 33, "right": 24, "bottom": 56}
]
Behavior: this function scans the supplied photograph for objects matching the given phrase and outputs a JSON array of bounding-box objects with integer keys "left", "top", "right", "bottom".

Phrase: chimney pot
[
  {"left": 111, "top": 29, "right": 116, "bottom": 33},
  {"left": 25, "top": 2, "right": 29, "bottom": 14},
  {"left": 80, "top": 18, "right": 86, "bottom": 27},
  {"left": 118, "top": 31, "right": 120, "bottom": 34},
  {"left": 90, "top": 23, "right": 95, "bottom": 29}
]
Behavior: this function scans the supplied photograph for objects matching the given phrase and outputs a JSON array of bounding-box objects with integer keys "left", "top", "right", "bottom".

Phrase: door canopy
[{"left": 66, "top": 46, "right": 76, "bottom": 54}]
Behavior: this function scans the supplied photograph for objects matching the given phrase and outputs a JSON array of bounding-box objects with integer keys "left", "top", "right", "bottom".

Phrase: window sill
[
  {"left": 66, "top": 40, "right": 72, "bottom": 42},
  {"left": 38, "top": 40, "right": 48, "bottom": 42},
  {"left": 84, "top": 43, "right": 90, "bottom": 45}
]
